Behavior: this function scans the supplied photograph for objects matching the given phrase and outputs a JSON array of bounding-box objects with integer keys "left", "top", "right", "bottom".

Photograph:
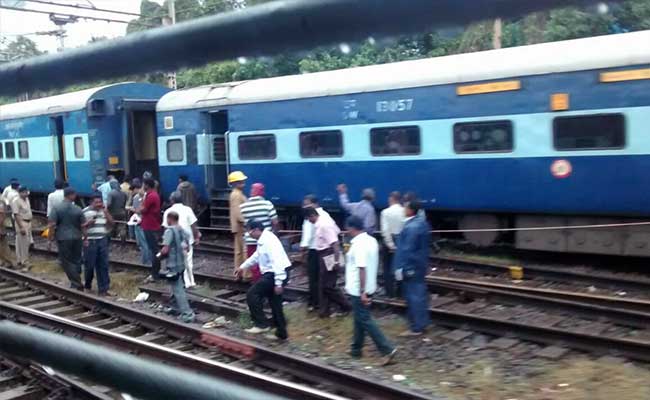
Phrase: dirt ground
[{"left": 23, "top": 256, "right": 650, "bottom": 400}]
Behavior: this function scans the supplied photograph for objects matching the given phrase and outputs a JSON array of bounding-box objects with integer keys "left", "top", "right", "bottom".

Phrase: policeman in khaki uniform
[
  {"left": 12, "top": 186, "right": 33, "bottom": 268},
  {"left": 228, "top": 171, "right": 248, "bottom": 276},
  {"left": 0, "top": 196, "right": 15, "bottom": 267}
]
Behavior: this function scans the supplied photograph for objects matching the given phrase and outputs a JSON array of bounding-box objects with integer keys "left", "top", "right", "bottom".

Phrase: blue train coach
[
  {"left": 0, "top": 82, "right": 170, "bottom": 206},
  {"left": 156, "top": 31, "right": 650, "bottom": 256}
]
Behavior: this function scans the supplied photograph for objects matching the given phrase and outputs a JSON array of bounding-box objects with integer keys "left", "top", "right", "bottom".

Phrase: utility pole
[
  {"left": 164, "top": 0, "right": 177, "bottom": 89},
  {"left": 493, "top": 18, "right": 502, "bottom": 49}
]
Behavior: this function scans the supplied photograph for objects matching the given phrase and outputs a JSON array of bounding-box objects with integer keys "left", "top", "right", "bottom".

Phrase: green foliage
[
  {"left": 614, "top": 0, "right": 650, "bottom": 30},
  {"left": 544, "top": 7, "right": 614, "bottom": 41}
]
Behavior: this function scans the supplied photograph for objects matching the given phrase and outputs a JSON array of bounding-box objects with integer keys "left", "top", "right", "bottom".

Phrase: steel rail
[
  {"left": 431, "top": 254, "right": 650, "bottom": 293},
  {"left": 430, "top": 276, "right": 650, "bottom": 314},
  {"left": 141, "top": 271, "right": 650, "bottom": 362},
  {"left": 0, "top": 266, "right": 435, "bottom": 400},
  {"left": 0, "top": 0, "right": 621, "bottom": 95},
  {"left": 0, "top": 356, "right": 113, "bottom": 400}
]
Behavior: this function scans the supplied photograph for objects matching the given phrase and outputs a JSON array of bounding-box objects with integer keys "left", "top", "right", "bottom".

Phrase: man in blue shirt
[
  {"left": 337, "top": 184, "right": 377, "bottom": 235},
  {"left": 393, "top": 197, "right": 431, "bottom": 336}
]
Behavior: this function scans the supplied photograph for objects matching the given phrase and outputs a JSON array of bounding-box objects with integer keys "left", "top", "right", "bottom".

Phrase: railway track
[
  {"left": 22, "top": 237, "right": 650, "bottom": 362},
  {"left": 0, "top": 356, "right": 112, "bottom": 400},
  {"left": 431, "top": 254, "right": 650, "bottom": 294},
  {"left": 0, "top": 266, "right": 433, "bottom": 400}
]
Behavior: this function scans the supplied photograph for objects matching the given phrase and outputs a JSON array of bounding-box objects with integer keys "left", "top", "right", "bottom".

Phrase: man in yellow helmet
[{"left": 228, "top": 171, "right": 248, "bottom": 276}]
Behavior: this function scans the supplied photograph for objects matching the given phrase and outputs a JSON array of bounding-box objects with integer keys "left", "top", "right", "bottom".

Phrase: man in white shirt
[
  {"left": 345, "top": 215, "right": 397, "bottom": 366},
  {"left": 380, "top": 191, "right": 405, "bottom": 298},
  {"left": 163, "top": 192, "right": 201, "bottom": 288},
  {"left": 299, "top": 194, "right": 331, "bottom": 311},
  {"left": 2, "top": 179, "right": 19, "bottom": 209},
  {"left": 236, "top": 220, "right": 291, "bottom": 340},
  {"left": 47, "top": 179, "right": 66, "bottom": 218}
]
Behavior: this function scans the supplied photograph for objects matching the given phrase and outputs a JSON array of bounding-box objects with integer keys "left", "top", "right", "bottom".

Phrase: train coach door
[
  {"left": 50, "top": 116, "right": 67, "bottom": 182},
  {"left": 122, "top": 101, "right": 158, "bottom": 180},
  {"left": 209, "top": 110, "right": 229, "bottom": 189}
]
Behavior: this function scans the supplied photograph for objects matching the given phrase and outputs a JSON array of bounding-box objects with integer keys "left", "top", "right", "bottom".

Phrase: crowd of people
[
  {"left": 228, "top": 171, "right": 432, "bottom": 365},
  {"left": 0, "top": 169, "right": 432, "bottom": 366}
]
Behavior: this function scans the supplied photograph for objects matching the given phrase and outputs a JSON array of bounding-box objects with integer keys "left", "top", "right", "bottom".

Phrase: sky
[{"left": 0, "top": 0, "right": 164, "bottom": 53}]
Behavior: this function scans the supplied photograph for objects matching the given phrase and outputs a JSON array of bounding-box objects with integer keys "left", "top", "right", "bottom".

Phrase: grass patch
[{"left": 27, "top": 256, "right": 145, "bottom": 299}]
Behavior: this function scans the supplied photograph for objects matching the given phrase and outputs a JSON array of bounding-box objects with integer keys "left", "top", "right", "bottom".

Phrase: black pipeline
[
  {"left": 0, "top": 0, "right": 620, "bottom": 95},
  {"left": 0, "top": 321, "right": 288, "bottom": 400}
]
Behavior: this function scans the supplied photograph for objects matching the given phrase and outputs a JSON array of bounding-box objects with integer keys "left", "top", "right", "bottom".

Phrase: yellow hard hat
[{"left": 228, "top": 171, "right": 248, "bottom": 184}]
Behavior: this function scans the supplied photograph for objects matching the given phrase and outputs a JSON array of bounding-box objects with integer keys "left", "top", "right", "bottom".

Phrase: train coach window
[
  {"left": 453, "top": 120, "right": 513, "bottom": 153},
  {"left": 74, "top": 137, "right": 84, "bottom": 159},
  {"left": 300, "top": 130, "right": 343, "bottom": 158},
  {"left": 370, "top": 126, "right": 420, "bottom": 156},
  {"left": 166, "top": 139, "right": 184, "bottom": 162},
  {"left": 554, "top": 114, "right": 625, "bottom": 150},
  {"left": 18, "top": 141, "right": 29, "bottom": 159},
  {"left": 5, "top": 142, "right": 15, "bottom": 159},
  {"left": 238, "top": 134, "right": 276, "bottom": 160},
  {"left": 0, "top": 143, "right": 3, "bottom": 159}
]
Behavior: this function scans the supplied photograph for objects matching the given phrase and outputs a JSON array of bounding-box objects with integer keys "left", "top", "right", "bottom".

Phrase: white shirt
[
  {"left": 380, "top": 203, "right": 405, "bottom": 250},
  {"left": 240, "top": 229, "right": 291, "bottom": 286},
  {"left": 299, "top": 207, "right": 330, "bottom": 249},
  {"left": 2, "top": 186, "right": 18, "bottom": 206},
  {"left": 345, "top": 232, "right": 379, "bottom": 296},
  {"left": 162, "top": 203, "right": 198, "bottom": 245},
  {"left": 47, "top": 189, "right": 65, "bottom": 218}
]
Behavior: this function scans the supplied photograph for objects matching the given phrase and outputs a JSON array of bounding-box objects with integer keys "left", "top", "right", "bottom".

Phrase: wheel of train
[{"left": 458, "top": 214, "right": 503, "bottom": 247}]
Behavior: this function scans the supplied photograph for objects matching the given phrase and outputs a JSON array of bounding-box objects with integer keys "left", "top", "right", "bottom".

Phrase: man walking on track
[
  {"left": 299, "top": 195, "right": 330, "bottom": 312},
  {"left": 82, "top": 194, "right": 114, "bottom": 296},
  {"left": 138, "top": 178, "right": 162, "bottom": 282},
  {"left": 393, "top": 198, "right": 431, "bottom": 336},
  {"left": 236, "top": 220, "right": 291, "bottom": 340},
  {"left": 228, "top": 171, "right": 248, "bottom": 276},
  {"left": 163, "top": 192, "right": 201, "bottom": 289},
  {"left": 345, "top": 215, "right": 397, "bottom": 365},
  {"left": 240, "top": 183, "right": 279, "bottom": 282},
  {"left": 12, "top": 186, "right": 33, "bottom": 269},
  {"left": 48, "top": 187, "right": 85, "bottom": 290},
  {"left": 380, "top": 191, "right": 405, "bottom": 298},
  {"left": 304, "top": 207, "right": 351, "bottom": 318},
  {"left": 0, "top": 196, "right": 14, "bottom": 268}
]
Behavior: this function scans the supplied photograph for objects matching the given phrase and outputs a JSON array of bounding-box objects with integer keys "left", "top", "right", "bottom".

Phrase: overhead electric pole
[
  {"left": 493, "top": 18, "right": 502, "bottom": 49},
  {"left": 165, "top": 0, "right": 177, "bottom": 89}
]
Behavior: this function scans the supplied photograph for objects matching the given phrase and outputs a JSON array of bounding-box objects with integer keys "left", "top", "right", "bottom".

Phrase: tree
[{"left": 1, "top": 36, "right": 43, "bottom": 62}]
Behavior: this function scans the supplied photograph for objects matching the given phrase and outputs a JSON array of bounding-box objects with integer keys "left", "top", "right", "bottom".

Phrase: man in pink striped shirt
[{"left": 305, "top": 208, "right": 351, "bottom": 318}]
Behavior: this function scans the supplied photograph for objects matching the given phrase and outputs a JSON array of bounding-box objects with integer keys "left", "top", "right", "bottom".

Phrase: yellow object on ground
[{"left": 509, "top": 266, "right": 524, "bottom": 280}]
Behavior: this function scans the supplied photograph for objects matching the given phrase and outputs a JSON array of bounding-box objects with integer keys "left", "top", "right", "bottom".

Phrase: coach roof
[
  {"left": 157, "top": 30, "right": 650, "bottom": 112},
  {"left": 0, "top": 82, "right": 134, "bottom": 121}
]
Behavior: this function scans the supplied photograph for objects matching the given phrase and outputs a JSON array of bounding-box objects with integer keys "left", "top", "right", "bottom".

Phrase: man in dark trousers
[
  {"left": 138, "top": 178, "right": 162, "bottom": 282},
  {"left": 48, "top": 187, "right": 85, "bottom": 290},
  {"left": 82, "top": 194, "right": 114, "bottom": 295},
  {"left": 305, "top": 207, "right": 351, "bottom": 319},
  {"left": 299, "top": 195, "right": 331, "bottom": 312},
  {"left": 345, "top": 215, "right": 397, "bottom": 365},
  {"left": 393, "top": 197, "right": 431, "bottom": 337},
  {"left": 235, "top": 220, "right": 291, "bottom": 340}
]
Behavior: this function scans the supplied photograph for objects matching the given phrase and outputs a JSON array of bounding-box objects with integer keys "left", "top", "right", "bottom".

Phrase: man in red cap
[{"left": 240, "top": 183, "right": 279, "bottom": 282}]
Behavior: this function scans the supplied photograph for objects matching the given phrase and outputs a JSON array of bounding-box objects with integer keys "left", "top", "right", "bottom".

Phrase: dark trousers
[
  {"left": 246, "top": 272, "right": 289, "bottom": 339},
  {"left": 143, "top": 230, "right": 161, "bottom": 279},
  {"left": 58, "top": 239, "right": 83, "bottom": 290},
  {"left": 350, "top": 296, "right": 394, "bottom": 357},
  {"left": 84, "top": 237, "right": 110, "bottom": 293},
  {"left": 382, "top": 246, "right": 397, "bottom": 298},
  {"left": 403, "top": 277, "right": 431, "bottom": 333},
  {"left": 318, "top": 249, "right": 351, "bottom": 317},
  {"left": 307, "top": 249, "right": 320, "bottom": 308}
]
